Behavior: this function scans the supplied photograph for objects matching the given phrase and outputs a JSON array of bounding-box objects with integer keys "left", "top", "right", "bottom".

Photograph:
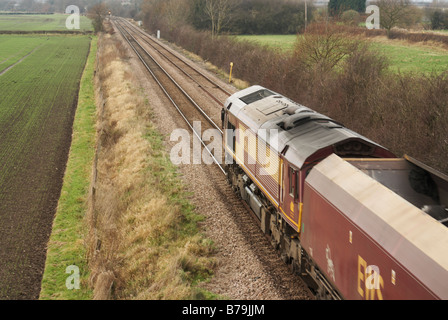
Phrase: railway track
[
  {"left": 113, "top": 18, "right": 269, "bottom": 231},
  {"left": 113, "top": 18, "right": 225, "bottom": 173},
  {"left": 117, "top": 18, "right": 232, "bottom": 106},
  {"left": 112, "top": 18, "right": 313, "bottom": 299}
]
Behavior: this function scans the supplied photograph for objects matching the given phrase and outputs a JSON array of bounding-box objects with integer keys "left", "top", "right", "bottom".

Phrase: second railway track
[
  {"left": 114, "top": 18, "right": 225, "bottom": 172},
  {"left": 117, "top": 17, "right": 233, "bottom": 106},
  {"left": 113, "top": 18, "right": 265, "bottom": 223}
]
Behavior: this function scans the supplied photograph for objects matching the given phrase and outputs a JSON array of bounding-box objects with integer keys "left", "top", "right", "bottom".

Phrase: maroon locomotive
[{"left": 222, "top": 85, "right": 448, "bottom": 299}]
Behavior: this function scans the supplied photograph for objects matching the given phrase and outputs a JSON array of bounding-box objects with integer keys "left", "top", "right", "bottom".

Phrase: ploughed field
[{"left": 0, "top": 35, "right": 90, "bottom": 299}]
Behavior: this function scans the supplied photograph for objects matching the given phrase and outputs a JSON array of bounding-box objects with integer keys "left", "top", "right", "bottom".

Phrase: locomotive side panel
[
  {"left": 256, "top": 135, "right": 281, "bottom": 200},
  {"left": 225, "top": 116, "right": 282, "bottom": 206},
  {"left": 236, "top": 122, "right": 257, "bottom": 179},
  {"left": 302, "top": 184, "right": 437, "bottom": 299}
]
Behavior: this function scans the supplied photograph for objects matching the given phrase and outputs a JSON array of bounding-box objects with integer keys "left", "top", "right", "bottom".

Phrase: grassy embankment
[
  {"left": 235, "top": 34, "right": 448, "bottom": 74},
  {"left": 39, "top": 36, "right": 97, "bottom": 300},
  {"left": 84, "top": 31, "right": 216, "bottom": 300}
]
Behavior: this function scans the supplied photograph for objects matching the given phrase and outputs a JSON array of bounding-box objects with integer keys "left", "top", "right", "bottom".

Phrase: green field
[
  {"left": 370, "top": 41, "right": 448, "bottom": 74},
  {"left": 0, "top": 35, "right": 48, "bottom": 71},
  {"left": 235, "top": 34, "right": 448, "bottom": 74},
  {"left": 0, "top": 34, "right": 91, "bottom": 299},
  {"left": 0, "top": 13, "right": 92, "bottom": 31},
  {"left": 235, "top": 34, "right": 297, "bottom": 52}
]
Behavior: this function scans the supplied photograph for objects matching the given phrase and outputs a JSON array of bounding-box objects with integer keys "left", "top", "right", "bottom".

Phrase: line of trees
[
  {"left": 0, "top": 0, "right": 140, "bottom": 18},
  {"left": 142, "top": 0, "right": 314, "bottom": 36},
  {"left": 142, "top": 0, "right": 448, "bottom": 39},
  {"left": 200, "top": 0, "right": 313, "bottom": 35},
  {"left": 0, "top": 0, "right": 92, "bottom": 13},
  {"left": 328, "top": 0, "right": 365, "bottom": 16},
  {"left": 431, "top": 9, "right": 448, "bottom": 29},
  {"left": 330, "top": 0, "right": 448, "bottom": 33}
]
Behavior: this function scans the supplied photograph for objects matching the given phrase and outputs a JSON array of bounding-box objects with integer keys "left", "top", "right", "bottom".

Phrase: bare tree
[
  {"left": 376, "top": 0, "right": 411, "bottom": 36},
  {"left": 87, "top": 2, "right": 109, "bottom": 33},
  {"left": 204, "top": 0, "right": 235, "bottom": 37},
  {"left": 164, "top": 0, "right": 191, "bottom": 30},
  {"left": 294, "top": 24, "right": 361, "bottom": 72}
]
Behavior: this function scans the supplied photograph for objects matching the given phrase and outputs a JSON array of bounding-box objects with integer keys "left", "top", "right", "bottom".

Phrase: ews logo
[{"left": 357, "top": 255, "right": 383, "bottom": 300}]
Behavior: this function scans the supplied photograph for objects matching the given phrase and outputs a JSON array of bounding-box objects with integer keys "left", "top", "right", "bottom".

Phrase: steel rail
[
  {"left": 114, "top": 19, "right": 226, "bottom": 175},
  {"left": 118, "top": 18, "right": 233, "bottom": 103},
  {"left": 116, "top": 19, "right": 222, "bottom": 133}
]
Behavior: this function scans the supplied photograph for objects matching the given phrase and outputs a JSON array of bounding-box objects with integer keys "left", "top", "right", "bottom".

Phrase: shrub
[
  {"left": 294, "top": 25, "right": 361, "bottom": 72},
  {"left": 341, "top": 9, "right": 361, "bottom": 26},
  {"left": 430, "top": 9, "right": 448, "bottom": 30}
]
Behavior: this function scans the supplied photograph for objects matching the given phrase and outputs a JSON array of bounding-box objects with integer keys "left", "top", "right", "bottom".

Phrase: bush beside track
[{"left": 82, "top": 27, "right": 216, "bottom": 300}]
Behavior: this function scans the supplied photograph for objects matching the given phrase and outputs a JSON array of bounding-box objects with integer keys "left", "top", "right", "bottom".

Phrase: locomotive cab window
[
  {"left": 226, "top": 119, "right": 236, "bottom": 153},
  {"left": 289, "top": 167, "right": 299, "bottom": 201}
]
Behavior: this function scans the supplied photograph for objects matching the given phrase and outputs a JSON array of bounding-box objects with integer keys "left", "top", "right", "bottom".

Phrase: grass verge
[
  {"left": 39, "top": 36, "right": 97, "bottom": 300},
  {"left": 86, "top": 30, "right": 216, "bottom": 300}
]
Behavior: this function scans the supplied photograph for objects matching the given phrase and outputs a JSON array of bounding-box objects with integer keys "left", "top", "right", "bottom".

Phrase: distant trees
[
  {"left": 142, "top": 0, "right": 313, "bottom": 35},
  {"left": 204, "top": 0, "right": 236, "bottom": 37},
  {"left": 188, "top": 0, "right": 313, "bottom": 35},
  {"left": 0, "top": 0, "right": 92, "bottom": 13},
  {"left": 328, "top": 0, "right": 366, "bottom": 16},
  {"left": 104, "top": 0, "right": 140, "bottom": 19},
  {"left": 430, "top": 9, "right": 448, "bottom": 30},
  {"left": 375, "top": 0, "right": 411, "bottom": 35},
  {"left": 87, "top": 2, "right": 109, "bottom": 33},
  {"left": 141, "top": 0, "right": 191, "bottom": 32}
]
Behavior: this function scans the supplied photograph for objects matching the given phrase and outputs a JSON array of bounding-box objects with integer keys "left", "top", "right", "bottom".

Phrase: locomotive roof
[{"left": 225, "top": 86, "right": 387, "bottom": 168}]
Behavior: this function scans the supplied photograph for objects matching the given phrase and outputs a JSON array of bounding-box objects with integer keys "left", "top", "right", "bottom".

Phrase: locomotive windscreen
[
  {"left": 334, "top": 140, "right": 375, "bottom": 157},
  {"left": 239, "top": 89, "right": 275, "bottom": 104}
]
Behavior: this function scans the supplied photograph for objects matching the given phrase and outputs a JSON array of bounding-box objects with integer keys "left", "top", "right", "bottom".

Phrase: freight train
[{"left": 221, "top": 85, "right": 448, "bottom": 300}]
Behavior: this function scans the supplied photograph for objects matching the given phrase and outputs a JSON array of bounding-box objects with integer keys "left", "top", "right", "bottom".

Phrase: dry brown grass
[{"left": 86, "top": 30, "right": 215, "bottom": 300}]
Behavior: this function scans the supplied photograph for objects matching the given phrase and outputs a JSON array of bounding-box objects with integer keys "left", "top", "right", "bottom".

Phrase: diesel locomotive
[{"left": 221, "top": 85, "right": 448, "bottom": 300}]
